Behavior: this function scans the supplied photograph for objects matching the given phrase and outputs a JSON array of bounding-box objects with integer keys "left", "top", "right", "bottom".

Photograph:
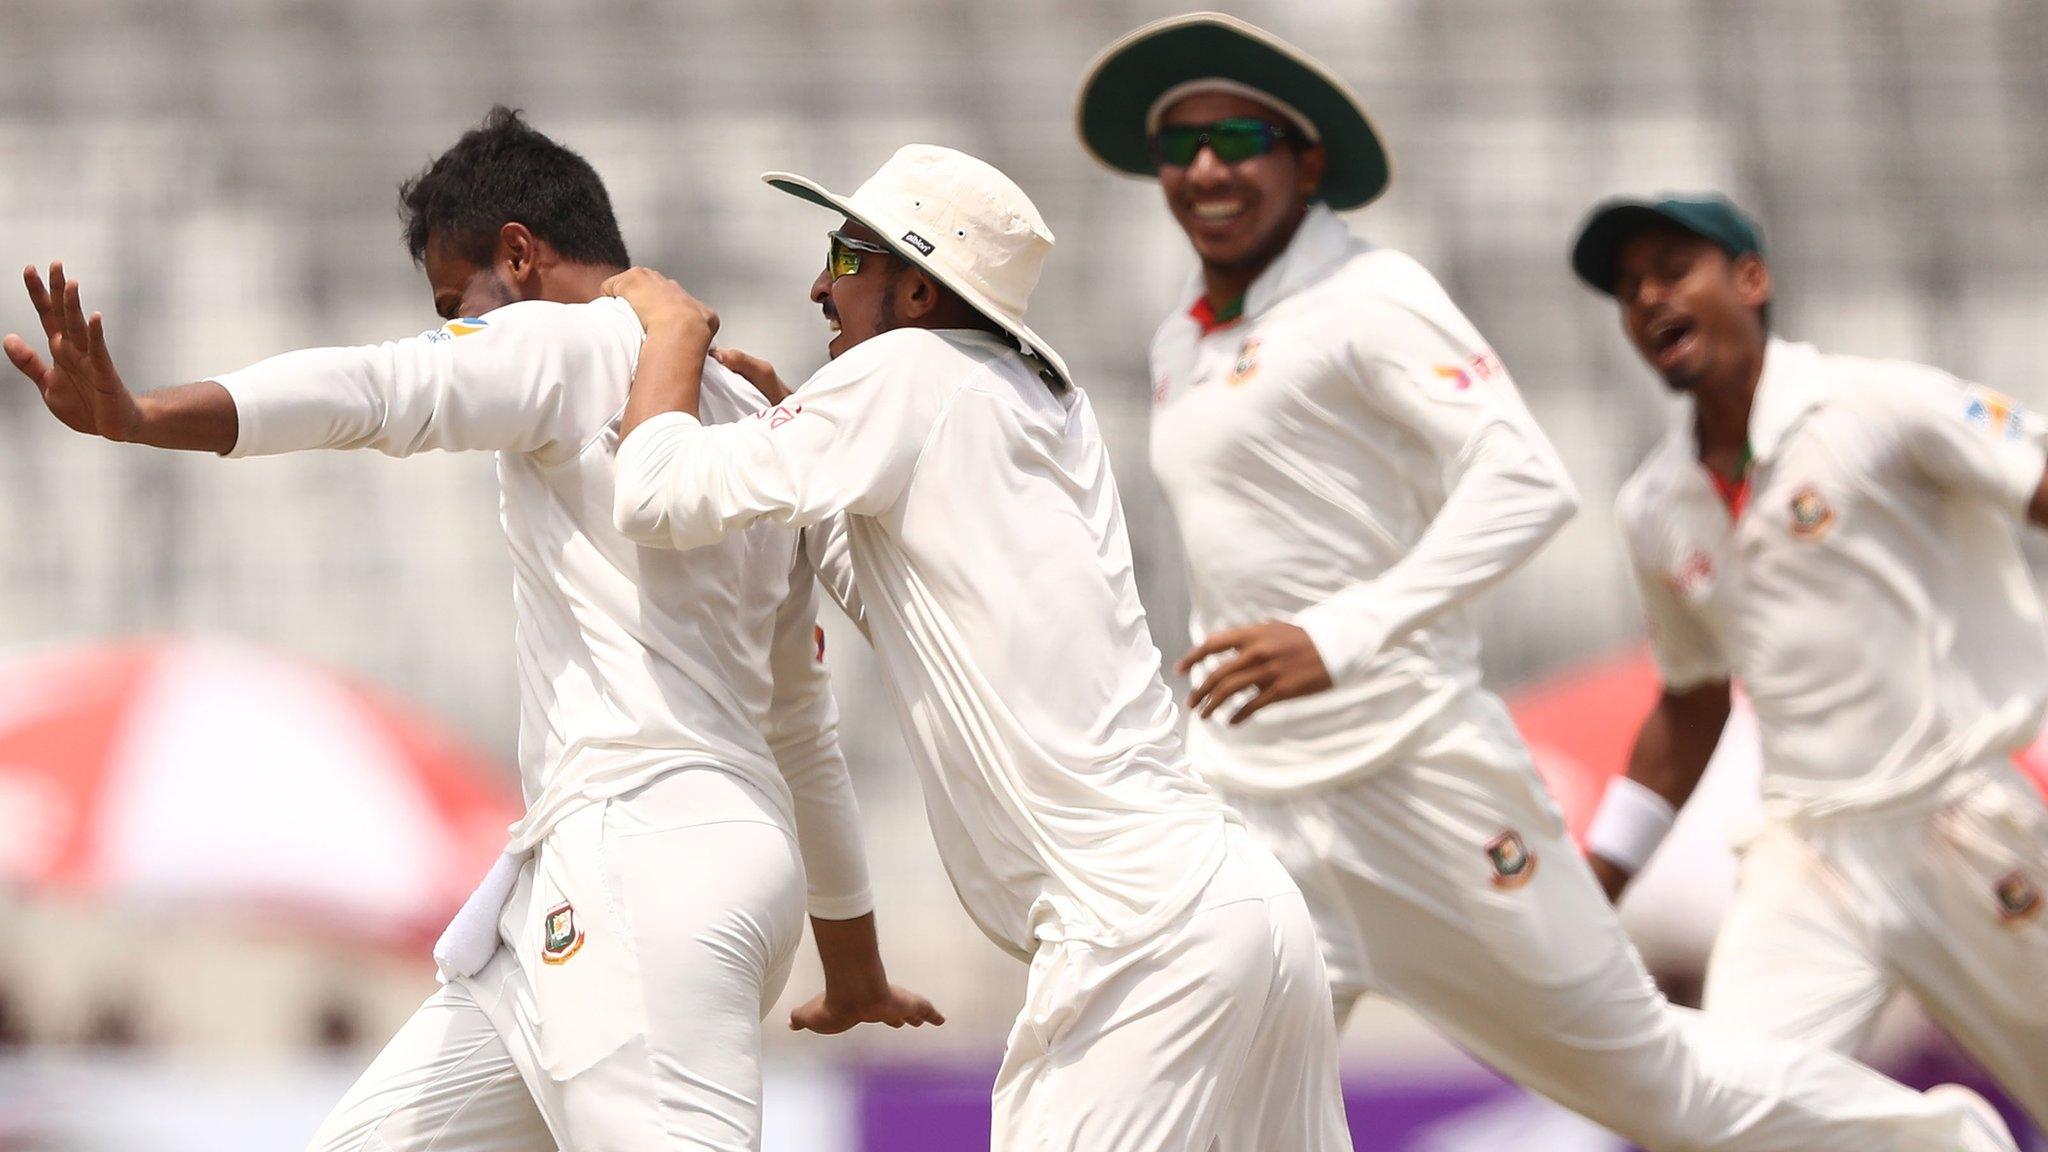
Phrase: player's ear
[
  {"left": 899, "top": 266, "right": 940, "bottom": 322},
  {"left": 1733, "top": 253, "right": 1772, "bottom": 314},
  {"left": 1295, "top": 144, "right": 1328, "bottom": 200},
  {"left": 498, "top": 223, "right": 542, "bottom": 289}
]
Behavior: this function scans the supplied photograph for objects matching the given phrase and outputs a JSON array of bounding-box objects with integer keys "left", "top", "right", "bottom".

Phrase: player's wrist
[{"left": 1585, "top": 775, "right": 1676, "bottom": 876}]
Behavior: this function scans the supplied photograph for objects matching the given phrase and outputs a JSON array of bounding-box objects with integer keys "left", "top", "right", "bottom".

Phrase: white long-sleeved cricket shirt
[
  {"left": 613, "top": 327, "right": 1236, "bottom": 959},
  {"left": 211, "top": 297, "right": 872, "bottom": 918},
  {"left": 1148, "top": 204, "right": 1580, "bottom": 795},
  {"left": 1619, "top": 338, "right": 2048, "bottom": 821}
]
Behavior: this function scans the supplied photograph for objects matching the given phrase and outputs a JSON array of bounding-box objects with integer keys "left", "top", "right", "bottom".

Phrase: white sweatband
[{"left": 1585, "top": 777, "right": 1677, "bottom": 875}]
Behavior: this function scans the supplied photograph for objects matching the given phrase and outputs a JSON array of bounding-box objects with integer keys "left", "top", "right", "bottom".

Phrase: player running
[
  {"left": 598, "top": 142, "right": 1352, "bottom": 1151},
  {"left": 3, "top": 107, "right": 936, "bottom": 1152},
  {"left": 1573, "top": 192, "right": 2048, "bottom": 1129},
  {"left": 1074, "top": 11, "right": 2019, "bottom": 1152}
]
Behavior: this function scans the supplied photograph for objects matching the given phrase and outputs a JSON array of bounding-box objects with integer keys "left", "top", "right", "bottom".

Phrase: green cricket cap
[{"left": 1571, "top": 195, "right": 1765, "bottom": 295}]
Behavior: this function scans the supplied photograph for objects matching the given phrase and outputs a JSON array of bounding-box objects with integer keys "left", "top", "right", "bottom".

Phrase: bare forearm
[
  {"left": 809, "top": 912, "right": 890, "bottom": 1000},
  {"left": 1622, "top": 682, "right": 1730, "bottom": 809},
  {"left": 1589, "top": 681, "right": 1731, "bottom": 899},
  {"left": 124, "top": 381, "right": 239, "bottom": 453},
  {"left": 621, "top": 331, "right": 710, "bottom": 439}
]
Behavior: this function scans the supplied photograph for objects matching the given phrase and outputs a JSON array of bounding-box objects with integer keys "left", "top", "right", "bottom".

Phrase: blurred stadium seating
[{"left": 0, "top": 0, "right": 2044, "bottom": 1145}]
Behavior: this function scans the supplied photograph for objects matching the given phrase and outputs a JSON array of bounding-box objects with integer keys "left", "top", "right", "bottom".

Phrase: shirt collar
[
  {"left": 1178, "top": 203, "right": 1363, "bottom": 332},
  {"left": 1747, "top": 338, "right": 1834, "bottom": 463}
]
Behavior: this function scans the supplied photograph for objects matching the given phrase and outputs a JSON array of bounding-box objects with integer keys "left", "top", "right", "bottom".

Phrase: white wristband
[{"left": 1585, "top": 776, "right": 1677, "bottom": 876}]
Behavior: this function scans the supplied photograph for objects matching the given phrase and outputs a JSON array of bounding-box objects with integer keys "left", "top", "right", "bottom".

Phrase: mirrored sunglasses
[
  {"left": 827, "top": 230, "right": 893, "bottom": 280},
  {"left": 1149, "top": 118, "right": 1294, "bottom": 169}
]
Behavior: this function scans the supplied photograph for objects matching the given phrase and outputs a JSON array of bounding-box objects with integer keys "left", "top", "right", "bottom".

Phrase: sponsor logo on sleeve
[
  {"left": 1788, "top": 485, "right": 1836, "bottom": 540},
  {"left": 542, "top": 901, "right": 585, "bottom": 964},
  {"left": 1486, "top": 830, "right": 1538, "bottom": 889},
  {"left": 1964, "top": 387, "right": 2027, "bottom": 441},
  {"left": 426, "top": 317, "right": 489, "bottom": 343},
  {"left": 749, "top": 403, "right": 804, "bottom": 429},
  {"left": 1432, "top": 350, "right": 1503, "bottom": 392}
]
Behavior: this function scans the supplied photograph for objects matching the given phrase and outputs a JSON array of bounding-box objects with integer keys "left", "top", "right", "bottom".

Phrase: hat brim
[
  {"left": 1074, "top": 12, "right": 1391, "bottom": 211},
  {"left": 1569, "top": 203, "right": 1684, "bottom": 295},
  {"left": 763, "top": 171, "right": 1073, "bottom": 390}
]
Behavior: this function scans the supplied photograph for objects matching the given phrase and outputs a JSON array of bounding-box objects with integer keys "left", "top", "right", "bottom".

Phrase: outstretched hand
[
  {"left": 1177, "top": 620, "right": 1334, "bottom": 725},
  {"left": 602, "top": 267, "right": 718, "bottom": 349},
  {"left": 4, "top": 263, "right": 140, "bottom": 440},
  {"left": 789, "top": 983, "right": 945, "bottom": 1036}
]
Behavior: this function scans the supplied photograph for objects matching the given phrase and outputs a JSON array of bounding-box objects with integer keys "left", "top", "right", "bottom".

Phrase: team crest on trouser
[
  {"left": 1995, "top": 871, "right": 2042, "bottom": 926},
  {"left": 1486, "top": 830, "right": 1538, "bottom": 889},
  {"left": 543, "top": 901, "right": 585, "bottom": 963}
]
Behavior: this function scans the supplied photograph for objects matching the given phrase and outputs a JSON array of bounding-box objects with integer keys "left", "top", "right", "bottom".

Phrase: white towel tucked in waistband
[{"left": 433, "top": 849, "right": 524, "bottom": 983}]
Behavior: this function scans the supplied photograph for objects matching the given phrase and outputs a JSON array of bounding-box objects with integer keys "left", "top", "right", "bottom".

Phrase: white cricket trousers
[
  {"left": 1222, "top": 697, "right": 1986, "bottom": 1152},
  {"left": 306, "top": 767, "right": 807, "bottom": 1152},
  {"left": 990, "top": 825, "right": 1353, "bottom": 1152},
  {"left": 1706, "top": 758, "right": 2048, "bottom": 1129}
]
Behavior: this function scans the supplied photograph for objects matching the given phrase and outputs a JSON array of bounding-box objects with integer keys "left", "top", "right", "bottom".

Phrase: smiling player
[
  {"left": 1075, "top": 11, "right": 2021, "bottom": 1152},
  {"left": 599, "top": 142, "right": 1353, "bottom": 1151}
]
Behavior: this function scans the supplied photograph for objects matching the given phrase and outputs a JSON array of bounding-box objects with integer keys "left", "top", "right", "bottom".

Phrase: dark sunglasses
[
  {"left": 827, "top": 230, "right": 893, "bottom": 280},
  {"left": 1149, "top": 118, "right": 1294, "bottom": 169}
]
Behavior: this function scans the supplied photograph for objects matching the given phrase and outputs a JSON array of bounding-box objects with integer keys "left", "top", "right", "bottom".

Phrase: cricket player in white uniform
[
  {"left": 3, "top": 108, "right": 937, "bottom": 1152},
  {"left": 1572, "top": 193, "right": 2048, "bottom": 1131},
  {"left": 597, "top": 142, "right": 1351, "bottom": 1151},
  {"left": 1075, "top": 12, "right": 2020, "bottom": 1152}
]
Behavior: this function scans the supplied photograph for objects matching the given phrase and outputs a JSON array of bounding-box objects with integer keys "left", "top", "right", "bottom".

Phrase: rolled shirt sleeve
[{"left": 1290, "top": 297, "right": 1580, "bottom": 681}]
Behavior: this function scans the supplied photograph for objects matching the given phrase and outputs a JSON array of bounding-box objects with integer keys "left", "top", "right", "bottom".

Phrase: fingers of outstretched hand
[
  {"left": 3, "top": 333, "right": 47, "bottom": 382},
  {"left": 58, "top": 277, "right": 91, "bottom": 356},
  {"left": 23, "top": 265, "right": 59, "bottom": 339}
]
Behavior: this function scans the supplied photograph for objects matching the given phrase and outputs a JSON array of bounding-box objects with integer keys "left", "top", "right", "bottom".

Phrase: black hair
[{"left": 399, "top": 106, "right": 630, "bottom": 269}]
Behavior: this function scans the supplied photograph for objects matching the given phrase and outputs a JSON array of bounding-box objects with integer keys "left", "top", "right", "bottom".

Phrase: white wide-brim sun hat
[{"left": 764, "top": 144, "right": 1073, "bottom": 390}]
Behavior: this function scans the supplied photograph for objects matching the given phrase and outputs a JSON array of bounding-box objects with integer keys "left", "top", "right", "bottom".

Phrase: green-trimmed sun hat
[
  {"left": 1571, "top": 195, "right": 1765, "bottom": 295},
  {"left": 1074, "top": 12, "right": 1392, "bottom": 211}
]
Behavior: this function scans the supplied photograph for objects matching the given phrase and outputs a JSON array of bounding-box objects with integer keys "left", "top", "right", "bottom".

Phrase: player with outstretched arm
[{"left": 4, "top": 107, "right": 935, "bottom": 1152}]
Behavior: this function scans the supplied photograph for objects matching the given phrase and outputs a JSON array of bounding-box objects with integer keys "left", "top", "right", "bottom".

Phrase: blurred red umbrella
[
  {"left": 0, "top": 637, "right": 519, "bottom": 942},
  {"left": 1511, "top": 648, "right": 2048, "bottom": 835}
]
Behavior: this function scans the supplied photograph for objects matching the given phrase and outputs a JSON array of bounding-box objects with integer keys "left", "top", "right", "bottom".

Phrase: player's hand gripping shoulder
[
  {"left": 1177, "top": 620, "right": 1335, "bottom": 725},
  {"left": 6, "top": 263, "right": 143, "bottom": 442},
  {"left": 604, "top": 267, "right": 719, "bottom": 346}
]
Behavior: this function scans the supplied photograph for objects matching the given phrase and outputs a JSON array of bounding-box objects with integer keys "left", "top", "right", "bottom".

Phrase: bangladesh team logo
[
  {"left": 542, "top": 901, "right": 585, "bottom": 964},
  {"left": 1486, "top": 830, "right": 1537, "bottom": 889},
  {"left": 1788, "top": 485, "right": 1836, "bottom": 540},
  {"left": 1995, "top": 871, "right": 2041, "bottom": 926}
]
